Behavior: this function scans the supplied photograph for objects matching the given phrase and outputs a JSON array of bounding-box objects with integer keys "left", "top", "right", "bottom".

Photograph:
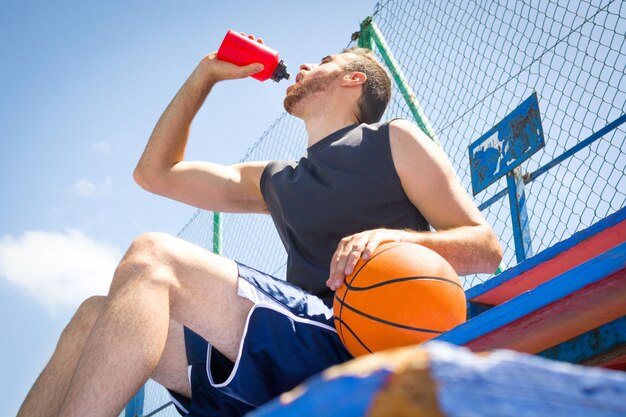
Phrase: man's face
[{"left": 283, "top": 53, "right": 352, "bottom": 116}]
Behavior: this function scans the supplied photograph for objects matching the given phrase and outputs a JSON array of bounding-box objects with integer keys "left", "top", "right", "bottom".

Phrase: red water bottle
[{"left": 216, "top": 30, "right": 291, "bottom": 82}]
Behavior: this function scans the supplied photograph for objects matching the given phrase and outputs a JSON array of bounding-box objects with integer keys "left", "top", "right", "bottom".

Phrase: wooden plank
[
  {"left": 247, "top": 348, "right": 434, "bottom": 417},
  {"left": 537, "top": 317, "right": 626, "bottom": 365},
  {"left": 467, "top": 206, "right": 626, "bottom": 305},
  {"left": 464, "top": 269, "right": 626, "bottom": 353},
  {"left": 595, "top": 352, "right": 626, "bottom": 371},
  {"left": 437, "top": 243, "right": 626, "bottom": 353},
  {"left": 427, "top": 342, "right": 626, "bottom": 417},
  {"left": 249, "top": 342, "right": 626, "bottom": 417}
]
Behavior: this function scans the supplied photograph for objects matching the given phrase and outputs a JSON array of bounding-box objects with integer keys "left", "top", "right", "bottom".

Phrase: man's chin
[{"left": 283, "top": 96, "right": 303, "bottom": 118}]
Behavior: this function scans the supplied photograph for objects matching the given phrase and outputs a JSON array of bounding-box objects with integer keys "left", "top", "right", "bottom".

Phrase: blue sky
[{"left": 0, "top": 1, "right": 376, "bottom": 415}]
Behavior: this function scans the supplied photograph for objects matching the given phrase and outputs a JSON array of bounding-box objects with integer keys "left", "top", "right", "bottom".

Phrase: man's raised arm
[{"left": 134, "top": 51, "right": 269, "bottom": 214}]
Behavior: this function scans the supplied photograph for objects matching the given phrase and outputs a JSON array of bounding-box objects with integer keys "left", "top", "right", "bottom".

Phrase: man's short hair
[{"left": 341, "top": 47, "right": 392, "bottom": 124}]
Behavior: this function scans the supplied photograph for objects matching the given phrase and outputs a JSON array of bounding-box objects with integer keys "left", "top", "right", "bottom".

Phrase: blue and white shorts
[{"left": 167, "top": 262, "right": 352, "bottom": 416}]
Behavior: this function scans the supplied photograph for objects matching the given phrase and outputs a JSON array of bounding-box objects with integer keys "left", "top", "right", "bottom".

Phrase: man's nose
[{"left": 299, "top": 63, "right": 313, "bottom": 71}]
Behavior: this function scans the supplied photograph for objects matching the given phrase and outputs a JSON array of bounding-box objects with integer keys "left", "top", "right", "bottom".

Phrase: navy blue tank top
[{"left": 260, "top": 120, "right": 429, "bottom": 304}]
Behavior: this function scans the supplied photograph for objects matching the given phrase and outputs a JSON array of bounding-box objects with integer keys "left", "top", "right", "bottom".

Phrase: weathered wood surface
[
  {"left": 467, "top": 206, "right": 626, "bottom": 306},
  {"left": 249, "top": 342, "right": 626, "bottom": 417},
  {"left": 437, "top": 243, "right": 626, "bottom": 355}
]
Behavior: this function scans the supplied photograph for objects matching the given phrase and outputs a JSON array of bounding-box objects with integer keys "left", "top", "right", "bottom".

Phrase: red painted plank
[
  {"left": 465, "top": 269, "right": 626, "bottom": 354},
  {"left": 601, "top": 354, "right": 626, "bottom": 371},
  {"left": 473, "top": 219, "right": 626, "bottom": 305}
]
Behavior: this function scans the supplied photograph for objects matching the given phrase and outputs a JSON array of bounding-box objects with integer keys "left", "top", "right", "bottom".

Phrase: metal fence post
[
  {"left": 359, "top": 18, "right": 441, "bottom": 146},
  {"left": 357, "top": 17, "right": 373, "bottom": 50},
  {"left": 124, "top": 386, "right": 145, "bottom": 417},
  {"left": 213, "top": 211, "right": 222, "bottom": 255},
  {"left": 507, "top": 167, "right": 533, "bottom": 262}
]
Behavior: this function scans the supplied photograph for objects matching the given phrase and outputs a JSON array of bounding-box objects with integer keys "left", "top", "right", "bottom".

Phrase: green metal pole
[
  {"left": 357, "top": 17, "right": 374, "bottom": 50},
  {"left": 212, "top": 211, "right": 222, "bottom": 254},
  {"left": 359, "top": 18, "right": 441, "bottom": 147}
]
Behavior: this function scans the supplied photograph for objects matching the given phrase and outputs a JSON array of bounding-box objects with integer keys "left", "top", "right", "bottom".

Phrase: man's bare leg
[
  {"left": 150, "top": 319, "right": 192, "bottom": 399},
  {"left": 17, "top": 296, "right": 104, "bottom": 417},
  {"left": 56, "top": 232, "right": 252, "bottom": 417},
  {"left": 17, "top": 295, "right": 193, "bottom": 417}
]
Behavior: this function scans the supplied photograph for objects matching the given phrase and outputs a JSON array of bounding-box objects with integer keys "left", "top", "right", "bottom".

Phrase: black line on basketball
[
  {"left": 333, "top": 315, "right": 347, "bottom": 347},
  {"left": 334, "top": 315, "right": 373, "bottom": 355},
  {"left": 334, "top": 294, "right": 444, "bottom": 334},
  {"left": 346, "top": 242, "right": 405, "bottom": 286},
  {"left": 345, "top": 275, "right": 464, "bottom": 291},
  {"left": 338, "top": 242, "right": 405, "bottom": 329}
]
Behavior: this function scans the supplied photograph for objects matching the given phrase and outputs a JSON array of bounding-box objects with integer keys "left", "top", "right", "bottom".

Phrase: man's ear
[{"left": 340, "top": 71, "right": 367, "bottom": 87}]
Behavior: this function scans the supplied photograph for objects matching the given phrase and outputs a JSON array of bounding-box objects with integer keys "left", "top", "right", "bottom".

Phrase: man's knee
[
  {"left": 77, "top": 295, "right": 106, "bottom": 314},
  {"left": 62, "top": 296, "right": 106, "bottom": 338},
  {"left": 126, "top": 232, "right": 176, "bottom": 261},
  {"left": 109, "top": 232, "right": 179, "bottom": 294}
]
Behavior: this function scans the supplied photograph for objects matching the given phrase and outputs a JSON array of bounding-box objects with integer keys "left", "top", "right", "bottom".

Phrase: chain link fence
[
  {"left": 133, "top": 0, "right": 625, "bottom": 415},
  {"left": 370, "top": 0, "right": 625, "bottom": 286},
  {"left": 180, "top": 0, "right": 626, "bottom": 288}
]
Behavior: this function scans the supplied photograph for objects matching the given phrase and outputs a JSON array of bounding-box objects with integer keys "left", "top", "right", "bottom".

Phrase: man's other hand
[{"left": 327, "top": 229, "right": 405, "bottom": 291}]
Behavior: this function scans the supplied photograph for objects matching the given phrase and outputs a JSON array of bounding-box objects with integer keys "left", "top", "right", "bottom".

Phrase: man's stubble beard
[{"left": 283, "top": 70, "right": 342, "bottom": 116}]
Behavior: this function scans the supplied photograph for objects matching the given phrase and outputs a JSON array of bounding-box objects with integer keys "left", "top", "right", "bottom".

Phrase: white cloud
[
  {"left": 91, "top": 141, "right": 112, "bottom": 154},
  {"left": 71, "top": 177, "right": 96, "bottom": 196},
  {"left": 0, "top": 230, "right": 122, "bottom": 315},
  {"left": 70, "top": 177, "right": 112, "bottom": 197}
]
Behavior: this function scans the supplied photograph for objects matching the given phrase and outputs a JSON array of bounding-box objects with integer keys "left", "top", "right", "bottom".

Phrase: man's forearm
[
  {"left": 399, "top": 225, "right": 502, "bottom": 275},
  {"left": 133, "top": 55, "right": 262, "bottom": 190},
  {"left": 134, "top": 59, "right": 216, "bottom": 185},
  {"left": 328, "top": 226, "right": 503, "bottom": 291}
]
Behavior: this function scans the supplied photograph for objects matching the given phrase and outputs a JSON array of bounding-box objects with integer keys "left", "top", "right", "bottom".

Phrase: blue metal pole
[
  {"left": 124, "top": 386, "right": 145, "bottom": 417},
  {"left": 507, "top": 167, "right": 533, "bottom": 263},
  {"left": 526, "top": 112, "right": 626, "bottom": 183}
]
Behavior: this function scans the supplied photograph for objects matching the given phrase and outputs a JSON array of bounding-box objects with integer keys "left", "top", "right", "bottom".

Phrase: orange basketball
[{"left": 333, "top": 242, "right": 466, "bottom": 357}]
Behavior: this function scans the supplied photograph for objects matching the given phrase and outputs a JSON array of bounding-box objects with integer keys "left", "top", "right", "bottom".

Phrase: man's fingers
[
  {"left": 327, "top": 248, "right": 343, "bottom": 289},
  {"left": 344, "top": 245, "right": 364, "bottom": 276},
  {"left": 205, "top": 53, "right": 264, "bottom": 81},
  {"left": 334, "top": 250, "right": 350, "bottom": 280},
  {"left": 335, "top": 241, "right": 368, "bottom": 289},
  {"left": 327, "top": 230, "right": 405, "bottom": 291},
  {"left": 240, "top": 63, "right": 264, "bottom": 77},
  {"left": 362, "top": 239, "right": 381, "bottom": 260},
  {"left": 328, "top": 241, "right": 353, "bottom": 290}
]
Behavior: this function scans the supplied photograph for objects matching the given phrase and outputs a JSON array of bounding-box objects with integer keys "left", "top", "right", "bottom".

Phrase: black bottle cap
[{"left": 271, "top": 60, "right": 291, "bottom": 82}]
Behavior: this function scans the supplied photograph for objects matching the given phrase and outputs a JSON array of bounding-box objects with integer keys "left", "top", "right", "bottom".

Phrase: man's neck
[{"left": 304, "top": 114, "right": 359, "bottom": 147}]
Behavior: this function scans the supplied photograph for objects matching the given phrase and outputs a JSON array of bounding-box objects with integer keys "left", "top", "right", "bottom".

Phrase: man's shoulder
[
  {"left": 364, "top": 118, "right": 426, "bottom": 139},
  {"left": 387, "top": 119, "right": 451, "bottom": 182},
  {"left": 387, "top": 119, "right": 433, "bottom": 150}
]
